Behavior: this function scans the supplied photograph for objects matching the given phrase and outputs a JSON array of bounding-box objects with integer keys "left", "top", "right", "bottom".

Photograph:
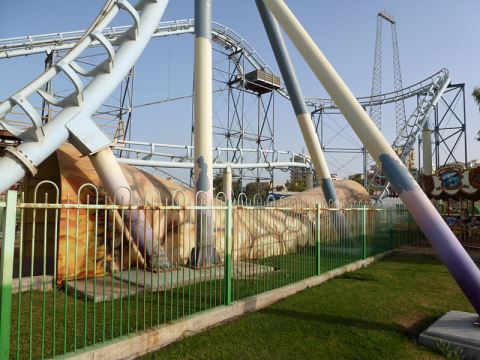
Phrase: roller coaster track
[
  {"left": 0, "top": 0, "right": 170, "bottom": 191},
  {"left": 2, "top": 2, "right": 479, "bottom": 336},
  {"left": 368, "top": 69, "right": 450, "bottom": 201},
  {"left": 0, "top": 14, "right": 450, "bottom": 190},
  {"left": 0, "top": 19, "right": 449, "bottom": 111},
  {"left": 112, "top": 140, "right": 311, "bottom": 169}
]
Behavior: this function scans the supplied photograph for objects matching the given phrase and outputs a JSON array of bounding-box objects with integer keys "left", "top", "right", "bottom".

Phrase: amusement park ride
[{"left": 0, "top": 0, "right": 479, "bottom": 332}]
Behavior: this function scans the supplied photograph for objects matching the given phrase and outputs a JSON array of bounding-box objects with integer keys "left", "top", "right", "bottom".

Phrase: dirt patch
[{"left": 398, "top": 312, "right": 433, "bottom": 337}]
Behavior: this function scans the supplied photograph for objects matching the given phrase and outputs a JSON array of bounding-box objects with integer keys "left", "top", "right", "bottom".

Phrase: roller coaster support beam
[
  {"left": 90, "top": 147, "right": 170, "bottom": 268},
  {"left": 256, "top": 0, "right": 337, "bottom": 204},
  {"left": 190, "top": 0, "right": 219, "bottom": 267},
  {"left": 422, "top": 126, "right": 433, "bottom": 176},
  {"left": 0, "top": 0, "right": 169, "bottom": 190},
  {"left": 264, "top": 0, "right": 480, "bottom": 315},
  {"left": 223, "top": 166, "right": 232, "bottom": 201},
  {"left": 0, "top": 0, "right": 171, "bottom": 269}
]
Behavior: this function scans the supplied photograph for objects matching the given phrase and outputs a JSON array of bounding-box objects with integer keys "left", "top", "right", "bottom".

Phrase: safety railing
[{"left": 0, "top": 184, "right": 425, "bottom": 359}]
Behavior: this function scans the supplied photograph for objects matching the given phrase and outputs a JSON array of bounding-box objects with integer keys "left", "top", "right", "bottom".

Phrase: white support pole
[
  {"left": 223, "top": 166, "right": 232, "bottom": 201},
  {"left": 190, "top": 0, "right": 218, "bottom": 266},
  {"left": 423, "top": 128, "right": 433, "bottom": 176},
  {"left": 193, "top": 0, "right": 213, "bottom": 195},
  {"left": 306, "top": 169, "right": 313, "bottom": 190},
  {"left": 263, "top": 0, "right": 480, "bottom": 315},
  {"left": 90, "top": 147, "right": 170, "bottom": 268},
  {"left": 256, "top": 0, "right": 336, "bottom": 202}
]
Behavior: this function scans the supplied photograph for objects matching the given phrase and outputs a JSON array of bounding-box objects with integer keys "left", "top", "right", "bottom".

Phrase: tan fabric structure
[
  {"left": 28, "top": 143, "right": 369, "bottom": 283},
  {"left": 274, "top": 180, "right": 370, "bottom": 207}
]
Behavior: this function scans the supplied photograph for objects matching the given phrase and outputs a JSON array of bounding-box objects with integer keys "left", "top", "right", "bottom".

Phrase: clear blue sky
[{"left": 0, "top": 0, "right": 479, "bottom": 182}]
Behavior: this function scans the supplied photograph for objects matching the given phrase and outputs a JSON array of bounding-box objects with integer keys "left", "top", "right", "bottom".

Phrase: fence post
[
  {"left": 389, "top": 208, "right": 394, "bottom": 250},
  {"left": 224, "top": 198, "right": 233, "bottom": 305},
  {"left": 0, "top": 190, "right": 17, "bottom": 360},
  {"left": 315, "top": 203, "right": 321, "bottom": 276},
  {"left": 362, "top": 204, "right": 367, "bottom": 259},
  {"left": 406, "top": 207, "right": 411, "bottom": 246}
]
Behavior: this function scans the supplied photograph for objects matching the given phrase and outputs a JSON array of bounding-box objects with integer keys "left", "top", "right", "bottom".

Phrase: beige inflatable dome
[
  {"left": 275, "top": 180, "right": 370, "bottom": 207},
  {"left": 24, "top": 143, "right": 370, "bottom": 282}
]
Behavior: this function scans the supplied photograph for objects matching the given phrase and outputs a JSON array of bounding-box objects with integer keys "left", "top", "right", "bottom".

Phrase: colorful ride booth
[{"left": 423, "top": 164, "right": 480, "bottom": 253}]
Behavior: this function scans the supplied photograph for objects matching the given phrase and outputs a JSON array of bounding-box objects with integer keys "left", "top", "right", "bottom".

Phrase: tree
[
  {"left": 213, "top": 173, "right": 223, "bottom": 195},
  {"left": 349, "top": 173, "right": 364, "bottom": 186},
  {"left": 213, "top": 172, "right": 242, "bottom": 199},
  {"left": 473, "top": 87, "right": 480, "bottom": 141},
  {"left": 285, "top": 179, "right": 306, "bottom": 192},
  {"left": 473, "top": 87, "right": 480, "bottom": 107},
  {"left": 244, "top": 181, "right": 260, "bottom": 201}
]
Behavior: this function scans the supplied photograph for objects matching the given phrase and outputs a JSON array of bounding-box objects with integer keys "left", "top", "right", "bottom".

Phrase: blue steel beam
[
  {"left": 0, "top": 0, "right": 170, "bottom": 192},
  {"left": 264, "top": 0, "right": 480, "bottom": 315},
  {"left": 256, "top": 0, "right": 337, "bottom": 203},
  {"left": 0, "top": 0, "right": 172, "bottom": 270}
]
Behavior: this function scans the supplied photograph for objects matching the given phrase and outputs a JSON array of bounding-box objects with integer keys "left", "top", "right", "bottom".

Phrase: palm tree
[
  {"left": 473, "top": 87, "right": 480, "bottom": 106},
  {"left": 474, "top": 87, "right": 480, "bottom": 141}
]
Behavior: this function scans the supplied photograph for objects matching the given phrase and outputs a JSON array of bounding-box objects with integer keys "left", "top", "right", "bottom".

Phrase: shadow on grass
[
  {"left": 261, "top": 307, "right": 439, "bottom": 340},
  {"left": 261, "top": 307, "right": 404, "bottom": 333},
  {"left": 337, "top": 273, "right": 376, "bottom": 282},
  {"left": 373, "top": 267, "right": 449, "bottom": 275},
  {"left": 383, "top": 254, "right": 439, "bottom": 265}
]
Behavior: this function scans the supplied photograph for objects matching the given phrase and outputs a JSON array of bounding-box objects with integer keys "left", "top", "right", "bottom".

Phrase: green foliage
[
  {"left": 473, "top": 87, "right": 480, "bottom": 107},
  {"left": 212, "top": 172, "right": 244, "bottom": 199},
  {"left": 212, "top": 173, "right": 223, "bottom": 195},
  {"left": 435, "top": 341, "right": 464, "bottom": 360},
  {"left": 241, "top": 181, "right": 272, "bottom": 201},
  {"left": 285, "top": 179, "right": 306, "bottom": 192},
  {"left": 349, "top": 173, "right": 364, "bottom": 186}
]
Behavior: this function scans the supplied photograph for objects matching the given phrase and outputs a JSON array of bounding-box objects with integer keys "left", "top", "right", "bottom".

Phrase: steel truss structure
[
  {"left": 311, "top": 107, "right": 367, "bottom": 186},
  {"left": 418, "top": 83, "right": 468, "bottom": 172},
  {"left": 0, "top": 0, "right": 479, "bottom": 339},
  {"left": 223, "top": 49, "right": 276, "bottom": 190},
  {"left": 363, "top": 11, "right": 406, "bottom": 175},
  {"left": 37, "top": 47, "right": 135, "bottom": 142},
  {"left": 0, "top": 18, "right": 467, "bottom": 193},
  {"left": 369, "top": 11, "right": 406, "bottom": 134},
  {"left": 433, "top": 83, "right": 468, "bottom": 169}
]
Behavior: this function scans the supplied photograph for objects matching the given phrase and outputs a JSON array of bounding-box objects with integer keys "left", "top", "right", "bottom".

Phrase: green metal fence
[{"left": 0, "top": 184, "right": 425, "bottom": 359}]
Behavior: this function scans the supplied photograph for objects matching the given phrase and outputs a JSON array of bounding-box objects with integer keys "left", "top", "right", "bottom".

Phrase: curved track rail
[
  {"left": 113, "top": 140, "right": 312, "bottom": 169},
  {"left": 0, "top": 19, "right": 448, "bottom": 110},
  {"left": 0, "top": 0, "right": 170, "bottom": 191},
  {"left": 368, "top": 69, "right": 450, "bottom": 200}
]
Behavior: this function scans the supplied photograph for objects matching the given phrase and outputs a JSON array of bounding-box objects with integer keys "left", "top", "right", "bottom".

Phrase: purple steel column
[
  {"left": 264, "top": 0, "right": 480, "bottom": 314},
  {"left": 190, "top": 0, "right": 219, "bottom": 266}
]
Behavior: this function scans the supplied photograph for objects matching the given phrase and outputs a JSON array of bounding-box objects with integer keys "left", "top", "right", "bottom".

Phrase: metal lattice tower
[
  {"left": 369, "top": 11, "right": 406, "bottom": 134},
  {"left": 369, "top": 15, "right": 383, "bottom": 130}
]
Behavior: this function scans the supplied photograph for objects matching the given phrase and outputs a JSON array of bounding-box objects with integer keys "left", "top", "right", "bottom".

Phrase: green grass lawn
[
  {"left": 10, "top": 244, "right": 374, "bottom": 359},
  {"left": 140, "top": 253, "right": 473, "bottom": 360}
]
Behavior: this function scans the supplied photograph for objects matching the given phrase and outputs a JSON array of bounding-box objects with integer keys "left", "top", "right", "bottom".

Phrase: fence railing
[{"left": 0, "top": 184, "right": 428, "bottom": 359}]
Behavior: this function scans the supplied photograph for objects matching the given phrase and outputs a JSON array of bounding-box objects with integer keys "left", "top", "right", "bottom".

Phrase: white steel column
[
  {"left": 223, "top": 166, "right": 232, "bottom": 201},
  {"left": 190, "top": 0, "right": 218, "bottom": 266},
  {"left": 256, "top": 0, "right": 337, "bottom": 202},
  {"left": 422, "top": 128, "right": 433, "bottom": 176},
  {"left": 263, "top": 0, "right": 480, "bottom": 315}
]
